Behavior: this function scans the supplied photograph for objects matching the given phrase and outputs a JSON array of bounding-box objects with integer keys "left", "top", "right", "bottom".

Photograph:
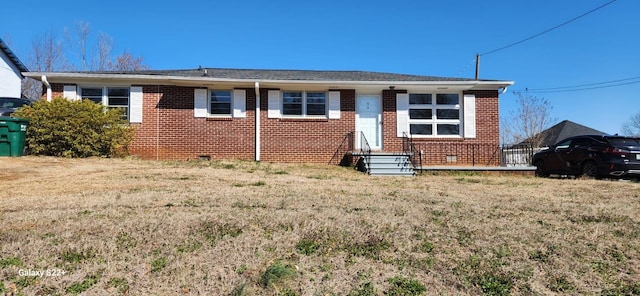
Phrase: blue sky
[{"left": 2, "top": 0, "right": 638, "bottom": 135}]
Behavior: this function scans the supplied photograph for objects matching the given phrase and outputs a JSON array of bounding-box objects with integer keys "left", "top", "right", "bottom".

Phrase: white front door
[{"left": 356, "top": 95, "right": 382, "bottom": 150}]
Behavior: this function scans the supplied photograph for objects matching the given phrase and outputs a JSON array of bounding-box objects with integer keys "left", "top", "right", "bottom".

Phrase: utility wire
[
  {"left": 521, "top": 76, "right": 640, "bottom": 91},
  {"left": 480, "top": 0, "right": 617, "bottom": 56},
  {"left": 513, "top": 78, "right": 640, "bottom": 94}
]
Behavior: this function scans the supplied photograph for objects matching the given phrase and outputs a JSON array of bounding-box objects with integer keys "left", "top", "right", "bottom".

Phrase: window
[
  {"left": 555, "top": 139, "right": 571, "bottom": 149},
  {"left": 210, "top": 90, "right": 232, "bottom": 115},
  {"left": 81, "top": 88, "right": 103, "bottom": 104},
  {"left": 282, "top": 92, "right": 303, "bottom": 115},
  {"left": 571, "top": 137, "right": 592, "bottom": 148},
  {"left": 306, "top": 92, "right": 326, "bottom": 116},
  {"left": 282, "top": 91, "right": 326, "bottom": 116},
  {"left": 80, "top": 87, "right": 130, "bottom": 119},
  {"left": 107, "top": 88, "right": 130, "bottom": 118},
  {"left": 408, "top": 93, "right": 461, "bottom": 136}
]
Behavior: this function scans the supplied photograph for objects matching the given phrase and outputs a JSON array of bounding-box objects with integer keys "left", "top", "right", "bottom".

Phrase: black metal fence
[
  {"left": 330, "top": 133, "right": 539, "bottom": 167},
  {"left": 499, "top": 144, "right": 541, "bottom": 167},
  {"left": 411, "top": 142, "right": 539, "bottom": 167}
]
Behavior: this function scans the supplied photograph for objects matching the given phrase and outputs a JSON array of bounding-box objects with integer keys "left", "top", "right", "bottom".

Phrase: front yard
[{"left": 1, "top": 157, "right": 639, "bottom": 295}]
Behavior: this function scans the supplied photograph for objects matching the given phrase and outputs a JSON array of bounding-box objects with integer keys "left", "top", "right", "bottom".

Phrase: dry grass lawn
[{"left": 1, "top": 157, "right": 639, "bottom": 295}]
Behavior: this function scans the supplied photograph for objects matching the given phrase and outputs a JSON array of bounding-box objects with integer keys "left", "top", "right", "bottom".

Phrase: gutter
[
  {"left": 41, "top": 75, "right": 52, "bottom": 101},
  {"left": 23, "top": 72, "right": 514, "bottom": 89},
  {"left": 254, "top": 82, "right": 261, "bottom": 162}
]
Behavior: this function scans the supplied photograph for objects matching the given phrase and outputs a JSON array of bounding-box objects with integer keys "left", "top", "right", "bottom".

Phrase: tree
[
  {"left": 621, "top": 112, "right": 640, "bottom": 137},
  {"left": 501, "top": 92, "right": 556, "bottom": 147},
  {"left": 27, "top": 22, "right": 150, "bottom": 72},
  {"left": 66, "top": 21, "right": 91, "bottom": 70},
  {"left": 109, "top": 51, "right": 149, "bottom": 71},
  {"left": 65, "top": 21, "right": 121, "bottom": 71},
  {"left": 22, "top": 32, "right": 69, "bottom": 100},
  {"left": 52, "top": 21, "right": 148, "bottom": 72},
  {"left": 22, "top": 21, "right": 149, "bottom": 99},
  {"left": 28, "top": 32, "right": 67, "bottom": 72},
  {"left": 97, "top": 32, "right": 113, "bottom": 71}
]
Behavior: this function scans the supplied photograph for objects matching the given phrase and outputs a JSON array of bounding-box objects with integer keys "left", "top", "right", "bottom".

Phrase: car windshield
[
  {"left": 0, "top": 98, "right": 28, "bottom": 109},
  {"left": 608, "top": 137, "right": 640, "bottom": 147}
]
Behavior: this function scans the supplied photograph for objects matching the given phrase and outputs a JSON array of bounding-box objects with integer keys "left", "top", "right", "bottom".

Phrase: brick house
[{"left": 24, "top": 68, "right": 513, "bottom": 167}]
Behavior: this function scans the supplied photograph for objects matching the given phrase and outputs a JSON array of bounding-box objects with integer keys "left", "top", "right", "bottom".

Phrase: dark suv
[
  {"left": 0, "top": 97, "right": 31, "bottom": 116},
  {"left": 532, "top": 135, "right": 640, "bottom": 179}
]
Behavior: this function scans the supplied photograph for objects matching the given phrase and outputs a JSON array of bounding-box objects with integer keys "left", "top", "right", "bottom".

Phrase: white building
[{"left": 0, "top": 38, "right": 28, "bottom": 98}]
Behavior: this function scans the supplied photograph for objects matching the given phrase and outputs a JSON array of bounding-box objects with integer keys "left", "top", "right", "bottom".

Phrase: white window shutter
[
  {"left": 328, "top": 91, "right": 340, "bottom": 119},
  {"left": 129, "top": 87, "right": 143, "bottom": 123},
  {"left": 267, "top": 90, "right": 280, "bottom": 118},
  {"left": 194, "top": 88, "right": 208, "bottom": 118},
  {"left": 396, "top": 93, "right": 409, "bottom": 137},
  {"left": 233, "top": 89, "right": 246, "bottom": 118},
  {"left": 463, "top": 94, "right": 476, "bottom": 138},
  {"left": 63, "top": 85, "right": 77, "bottom": 100}
]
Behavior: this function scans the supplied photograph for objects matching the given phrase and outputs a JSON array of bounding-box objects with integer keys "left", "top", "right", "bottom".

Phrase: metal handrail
[
  {"left": 329, "top": 131, "right": 355, "bottom": 165},
  {"left": 410, "top": 142, "right": 539, "bottom": 167},
  {"left": 359, "top": 131, "right": 372, "bottom": 173},
  {"left": 402, "top": 132, "right": 422, "bottom": 171}
]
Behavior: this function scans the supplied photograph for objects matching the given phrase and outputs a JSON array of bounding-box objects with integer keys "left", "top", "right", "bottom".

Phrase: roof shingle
[{"left": 72, "top": 67, "right": 501, "bottom": 82}]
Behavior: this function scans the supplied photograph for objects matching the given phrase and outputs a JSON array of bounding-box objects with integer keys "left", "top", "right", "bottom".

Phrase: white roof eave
[{"left": 24, "top": 72, "right": 514, "bottom": 90}]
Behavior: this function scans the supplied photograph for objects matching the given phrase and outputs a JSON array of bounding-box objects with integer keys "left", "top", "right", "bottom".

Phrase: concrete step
[
  {"left": 369, "top": 167, "right": 415, "bottom": 176},
  {"left": 365, "top": 153, "right": 415, "bottom": 176}
]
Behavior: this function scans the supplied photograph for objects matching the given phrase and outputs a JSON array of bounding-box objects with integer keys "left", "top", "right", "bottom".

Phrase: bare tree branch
[
  {"left": 501, "top": 92, "right": 556, "bottom": 147},
  {"left": 24, "top": 21, "right": 150, "bottom": 100},
  {"left": 97, "top": 32, "right": 113, "bottom": 71},
  {"left": 109, "top": 51, "right": 149, "bottom": 71},
  {"left": 621, "top": 112, "right": 640, "bottom": 137},
  {"left": 24, "top": 32, "right": 69, "bottom": 100},
  {"left": 29, "top": 32, "right": 67, "bottom": 72},
  {"left": 65, "top": 21, "right": 92, "bottom": 70}
]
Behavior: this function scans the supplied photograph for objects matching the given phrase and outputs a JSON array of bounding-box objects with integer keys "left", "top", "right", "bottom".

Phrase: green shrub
[{"left": 13, "top": 97, "right": 134, "bottom": 157}]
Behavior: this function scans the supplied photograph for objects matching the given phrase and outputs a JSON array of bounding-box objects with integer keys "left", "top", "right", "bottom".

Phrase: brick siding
[
  {"left": 259, "top": 89, "right": 355, "bottom": 163},
  {"left": 136, "top": 85, "right": 256, "bottom": 160},
  {"left": 382, "top": 89, "right": 501, "bottom": 166},
  {"left": 48, "top": 84, "right": 500, "bottom": 165}
]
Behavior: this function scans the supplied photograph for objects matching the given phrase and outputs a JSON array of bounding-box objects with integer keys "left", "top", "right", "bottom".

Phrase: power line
[
  {"left": 480, "top": 0, "right": 617, "bottom": 56},
  {"left": 512, "top": 77, "right": 640, "bottom": 93},
  {"left": 522, "top": 76, "right": 640, "bottom": 91}
]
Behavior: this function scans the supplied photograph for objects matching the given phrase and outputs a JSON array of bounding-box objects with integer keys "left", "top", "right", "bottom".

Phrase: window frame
[
  {"left": 208, "top": 89, "right": 233, "bottom": 116},
  {"left": 80, "top": 87, "right": 103, "bottom": 104},
  {"left": 79, "top": 86, "right": 131, "bottom": 119},
  {"left": 407, "top": 92, "right": 462, "bottom": 138},
  {"left": 281, "top": 91, "right": 327, "bottom": 118}
]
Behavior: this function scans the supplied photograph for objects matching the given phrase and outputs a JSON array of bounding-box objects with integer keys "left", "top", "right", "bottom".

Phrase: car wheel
[
  {"left": 580, "top": 161, "right": 599, "bottom": 179},
  {"left": 534, "top": 160, "right": 549, "bottom": 177}
]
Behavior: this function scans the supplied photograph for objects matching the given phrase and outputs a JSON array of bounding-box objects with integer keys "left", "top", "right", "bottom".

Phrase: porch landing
[{"left": 417, "top": 166, "right": 536, "bottom": 176}]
